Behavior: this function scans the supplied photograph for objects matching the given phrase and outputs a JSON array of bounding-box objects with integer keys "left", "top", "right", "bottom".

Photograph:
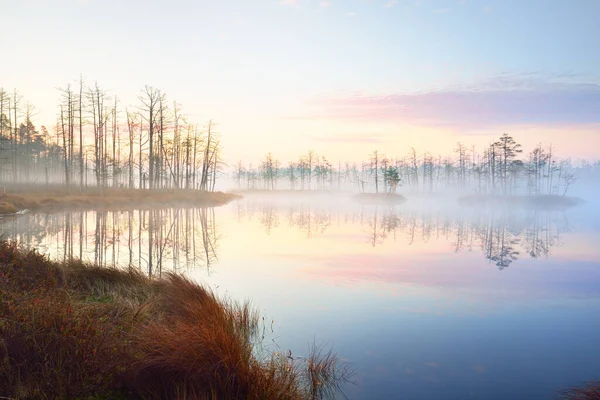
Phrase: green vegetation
[
  {"left": 0, "top": 241, "right": 351, "bottom": 399},
  {"left": 0, "top": 186, "right": 241, "bottom": 214}
]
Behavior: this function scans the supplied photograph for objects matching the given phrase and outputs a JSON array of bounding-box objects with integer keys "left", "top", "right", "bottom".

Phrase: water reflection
[
  {"left": 237, "top": 199, "right": 570, "bottom": 269},
  {"left": 1, "top": 201, "right": 572, "bottom": 272},
  {"left": 0, "top": 199, "right": 598, "bottom": 400},
  {"left": 0, "top": 208, "right": 219, "bottom": 276},
  {"left": 213, "top": 199, "right": 600, "bottom": 400}
]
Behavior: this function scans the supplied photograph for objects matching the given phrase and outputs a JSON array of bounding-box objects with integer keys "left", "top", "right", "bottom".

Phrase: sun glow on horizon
[{"left": 2, "top": 0, "right": 599, "bottom": 165}]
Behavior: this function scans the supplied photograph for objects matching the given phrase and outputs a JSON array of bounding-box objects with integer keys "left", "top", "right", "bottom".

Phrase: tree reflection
[
  {"left": 231, "top": 200, "right": 572, "bottom": 270},
  {"left": 242, "top": 199, "right": 333, "bottom": 238},
  {"left": 0, "top": 202, "right": 573, "bottom": 272},
  {"left": 0, "top": 207, "right": 219, "bottom": 277}
]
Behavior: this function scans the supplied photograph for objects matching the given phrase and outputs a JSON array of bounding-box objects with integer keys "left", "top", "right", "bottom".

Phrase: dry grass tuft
[
  {"left": 0, "top": 240, "right": 351, "bottom": 399},
  {"left": 0, "top": 202, "right": 18, "bottom": 214}
]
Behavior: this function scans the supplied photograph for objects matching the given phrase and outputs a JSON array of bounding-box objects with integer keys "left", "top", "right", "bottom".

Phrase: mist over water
[
  {"left": 3, "top": 0, "right": 600, "bottom": 397},
  {"left": 2, "top": 193, "right": 599, "bottom": 400}
]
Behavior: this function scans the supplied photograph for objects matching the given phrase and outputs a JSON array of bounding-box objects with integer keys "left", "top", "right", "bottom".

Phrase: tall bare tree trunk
[
  {"left": 79, "top": 76, "right": 84, "bottom": 190},
  {"left": 60, "top": 106, "right": 70, "bottom": 188}
]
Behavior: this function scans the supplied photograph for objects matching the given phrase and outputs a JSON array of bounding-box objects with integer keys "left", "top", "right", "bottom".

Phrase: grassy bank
[
  {"left": 0, "top": 241, "right": 351, "bottom": 399},
  {"left": 352, "top": 192, "right": 406, "bottom": 205},
  {"left": 457, "top": 194, "right": 584, "bottom": 210},
  {"left": 0, "top": 186, "right": 241, "bottom": 214}
]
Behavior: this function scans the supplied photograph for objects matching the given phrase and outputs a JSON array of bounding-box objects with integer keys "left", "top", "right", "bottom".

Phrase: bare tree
[
  {"left": 370, "top": 150, "right": 380, "bottom": 193},
  {"left": 410, "top": 147, "right": 419, "bottom": 191},
  {"left": 10, "top": 89, "right": 21, "bottom": 182},
  {"left": 562, "top": 172, "right": 577, "bottom": 196},
  {"left": 126, "top": 110, "right": 137, "bottom": 188},
  {"left": 78, "top": 75, "right": 85, "bottom": 189},
  {"left": 139, "top": 85, "right": 163, "bottom": 190}
]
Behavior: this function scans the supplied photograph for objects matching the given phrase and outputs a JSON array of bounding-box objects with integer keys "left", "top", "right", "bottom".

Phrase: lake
[{"left": 2, "top": 194, "right": 599, "bottom": 400}]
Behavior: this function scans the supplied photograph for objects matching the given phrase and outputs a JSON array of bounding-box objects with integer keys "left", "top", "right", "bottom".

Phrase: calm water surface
[{"left": 2, "top": 195, "right": 599, "bottom": 400}]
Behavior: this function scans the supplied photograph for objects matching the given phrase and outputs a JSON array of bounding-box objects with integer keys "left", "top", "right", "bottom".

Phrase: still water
[{"left": 2, "top": 195, "right": 599, "bottom": 400}]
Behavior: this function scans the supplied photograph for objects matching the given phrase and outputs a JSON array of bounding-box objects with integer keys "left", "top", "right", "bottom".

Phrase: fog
[{"left": 2, "top": 89, "right": 600, "bottom": 399}]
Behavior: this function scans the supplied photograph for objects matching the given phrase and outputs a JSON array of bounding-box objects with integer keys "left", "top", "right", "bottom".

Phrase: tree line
[
  {"left": 0, "top": 79, "right": 222, "bottom": 191},
  {"left": 234, "top": 134, "right": 590, "bottom": 196}
]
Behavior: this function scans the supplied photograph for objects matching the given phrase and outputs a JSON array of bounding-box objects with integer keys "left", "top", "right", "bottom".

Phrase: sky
[{"left": 2, "top": 0, "right": 600, "bottom": 164}]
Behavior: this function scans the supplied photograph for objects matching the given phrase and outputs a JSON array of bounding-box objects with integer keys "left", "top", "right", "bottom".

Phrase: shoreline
[
  {"left": 0, "top": 186, "right": 242, "bottom": 215},
  {"left": 0, "top": 241, "right": 351, "bottom": 399}
]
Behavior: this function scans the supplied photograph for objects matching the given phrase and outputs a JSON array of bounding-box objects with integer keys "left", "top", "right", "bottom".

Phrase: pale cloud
[
  {"left": 432, "top": 8, "right": 451, "bottom": 14},
  {"left": 555, "top": 70, "right": 585, "bottom": 79},
  {"left": 384, "top": 0, "right": 398, "bottom": 7},
  {"left": 483, "top": 5, "right": 494, "bottom": 13},
  {"left": 319, "top": 1, "right": 331, "bottom": 7},
  {"left": 276, "top": 0, "right": 301, "bottom": 6},
  {"left": 295, "top": 75, "right": 600, "bottom": 131},
  {"left": 346, "top": 11, "right": 357, "bottom": 16},
  {"left": 297, "top": 250, "right": 600, "bottom": 302}
]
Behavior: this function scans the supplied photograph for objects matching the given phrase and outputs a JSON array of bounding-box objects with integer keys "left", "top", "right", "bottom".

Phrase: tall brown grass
[{"left": 0, "top": 241, "right": 352, "bottom": 399}]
